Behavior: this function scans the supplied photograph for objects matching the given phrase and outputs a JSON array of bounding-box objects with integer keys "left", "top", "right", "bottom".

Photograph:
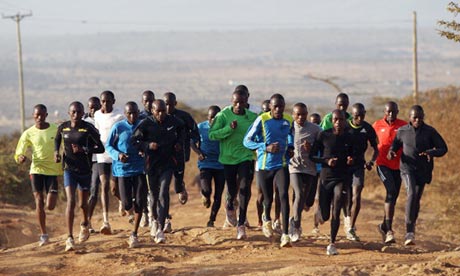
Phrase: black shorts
[{"left": 30, "top": 174, "right": 58, "bottom": 194}]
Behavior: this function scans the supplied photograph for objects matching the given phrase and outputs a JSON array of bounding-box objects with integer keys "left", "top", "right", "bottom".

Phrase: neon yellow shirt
[{"left": 14, "top": 123, "right": 63, "bottom": 175}]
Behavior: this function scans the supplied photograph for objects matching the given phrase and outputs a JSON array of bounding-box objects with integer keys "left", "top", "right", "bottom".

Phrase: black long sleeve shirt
[
  {"left": 390, "top": 123, "right": 447, "bottom": 184},
  {"left": 131, "top": 115, "right": 185, "bottom": 173},
  {"left": 309, "top": 128, "right": 354, "bottom": 182},
  {"left": 169, "top": 109, "right": 199, "bottom": 162}
]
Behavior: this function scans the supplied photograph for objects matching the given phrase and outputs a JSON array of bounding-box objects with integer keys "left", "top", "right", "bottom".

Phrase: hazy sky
[{"left": 0, "top": 0, "right": 454, "bottom": 35}]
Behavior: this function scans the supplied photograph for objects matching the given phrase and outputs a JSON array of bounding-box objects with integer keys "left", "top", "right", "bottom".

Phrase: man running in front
[
  {"left": 388, "top": 105, "right": 447, "bottom": 246},
  {"left": 310, "top": 109, "right": 354, "bottom": 255},
  {"left": 15, "top": 104, "right": 63, "bottom": 246},
  {"left": 209, "top": 89, "right": 257, "bottom": 240},
  {"left": 244, "top": 93, "right": 293, "bottom": 247},
  {"left": 373, "top": 101, "right": 407, "bottom": 244}
]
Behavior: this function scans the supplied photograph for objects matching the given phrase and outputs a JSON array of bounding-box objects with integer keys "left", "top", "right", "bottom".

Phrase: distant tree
[{"left": 438, "top": 2, "right": 460, "bottom": 42}]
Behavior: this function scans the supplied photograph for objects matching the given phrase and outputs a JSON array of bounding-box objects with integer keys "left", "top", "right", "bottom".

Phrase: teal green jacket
[{"left": 209, "top": 106, "right": 257, "bottom": 165}]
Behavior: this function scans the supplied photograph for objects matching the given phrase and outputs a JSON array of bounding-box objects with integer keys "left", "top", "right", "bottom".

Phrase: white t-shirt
[
  {"left": 84, "top": 115, "right": 98, "bottom": 162},
  {"left": 94, "top": 108, "right": 124, "bottom": 163}
]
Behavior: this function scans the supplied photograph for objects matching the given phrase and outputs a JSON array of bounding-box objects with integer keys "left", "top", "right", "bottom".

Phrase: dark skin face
[
  {"left": 270, "top": 98, "right": 285, "bottom": 119},
  {"left": 309, "top": 114, "right": 321, "bottom": 125},
  {"left": 292, "top": 106, "right": 308, "bottom": 126},
  {"left": 292, "top": 105, "right": 312, "bottom": 152},
  {"left": 261, "top": 101, "right": 270, "bottom": 113},
  {"left": 351, "top": 106, "right": 366, "bottom": 126},
  {"left": 100, "top": 94, "right": 115, "bottom": 113},
  {"left": 152, "top": 101, "right": 167, "bottom": 123},
  {"left": 384, "top": 103, "right": 399, "bottom": 124},
  {"left": 125, "top": 104, "right": 139, "bottom": 125},
  {"left": 409, "top": 109, "right": 424, "bottom": 129},
  {"left": 207, "top": 108, "right": 219, "bottom": 124},
  {"left": 33, "top": 107, "right": 49, "bottom": 129},
  {"left": 142, "top": 94, "right": 155, "bottom": 113},
  {"left": 336, "top": 97, "right": 349, "bottom": 112},
  {"left": 332, "top": 110, "right": 346, "bottom": 134},
  {"left": 231, "top": 94, "right": 248, "bottom": 115},
  {"left": 68, "top": 104, "right": 84, "bottom": 125},
  {"left": 164, "top": 95, "right": 176, "bottom": 115},
  {"left": 329, "top": 110, "right": 353, "bottom": 167},
  {"left": 87, "top": 99, "right": 101, "bottom": 118}
]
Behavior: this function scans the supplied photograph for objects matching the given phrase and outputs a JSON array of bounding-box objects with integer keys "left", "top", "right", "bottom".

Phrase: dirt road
[{"left": 1, "top": 179, "right": 460, "bottom": 275}]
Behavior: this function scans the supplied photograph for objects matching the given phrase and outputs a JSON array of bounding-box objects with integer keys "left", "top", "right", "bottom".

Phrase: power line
[
  {"left": 23, "top": 17, "right": 412, "bottom": 28},
  {"left": 2, "top": 11, "right": 32, "bottom": 133}
]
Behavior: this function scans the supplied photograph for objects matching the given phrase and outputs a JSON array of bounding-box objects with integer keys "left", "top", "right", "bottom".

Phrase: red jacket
[{"left": 372, "top": 118, "right": 407, "bottom": 170}]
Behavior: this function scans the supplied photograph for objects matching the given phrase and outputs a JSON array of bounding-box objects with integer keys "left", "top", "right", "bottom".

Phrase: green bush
[{"left": 0, "top": 132, "right": 34, "bottom": 206}]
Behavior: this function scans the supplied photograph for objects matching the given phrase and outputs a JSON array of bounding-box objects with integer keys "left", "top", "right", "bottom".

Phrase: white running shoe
[
  {"left": 272, "top": 219, "right": 282, "bottom": 235},
  {"left": 88, "top": 222, "right": 95, "bottom": 234},
  {"left": 404, "top": 232, "right": 415, "bottom": 246},
  {"left": 290, "top": 227, "right": 301, "bottom": 243},
  {"left": 154, "top": 229, "right": 165, "bottom": 244},
  {"left": 38, "top": 234, "right": 49, "bottom": 247},
  {"left": 311, "top": 227, "right": 320, "bottom": 235},
  {"left": 262, "top": 220, "right": 273, "bottom": 238},
  {"left": 79, "top": 223, "right": 90, "bottom": 242},
  {"left": 100, "top": 222, "right": 112, "bottom": 235},
  {"left": 150, "top": 220, "right": 159, "bottom": 238},
  {"left": 326, "top": 243, "right": 338, "bottom": 255},
  {"left": 288, "top": 217, "right": 302, "bottom": 242},
  {"left": 163, "top": 219, "right": 172, "bottom": 233},
  {"left": 65, "top": 237, "right": 75, "bottom": 252},
  {"left": 236, "top": 225, "right": 247, "bottom": 240},
  {"left": 140, "top": 213, "right": 149, "bottom": 228},
  {"left": 280, "top": 234, "right": 292, "bottom": 248},
  {"left": 385, "top": 230, "right": 396, "bottom": 244},
  {"left": 346, "top": 227, "right": 360, "bottom": 241},
  {"left": 128, "top": 233, "right": 139, "bottom": 248}
]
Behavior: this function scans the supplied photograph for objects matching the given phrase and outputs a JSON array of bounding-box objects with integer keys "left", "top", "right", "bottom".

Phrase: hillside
[{"left": 1, "top": 28, "right": 459, "bottom": 134}]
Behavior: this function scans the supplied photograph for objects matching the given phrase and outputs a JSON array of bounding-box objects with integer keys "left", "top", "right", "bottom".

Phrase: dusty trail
[{"left": 1, "top": 179, "right": 460, "bottom": 275}]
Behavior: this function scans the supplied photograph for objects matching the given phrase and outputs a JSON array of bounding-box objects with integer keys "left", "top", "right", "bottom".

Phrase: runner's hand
[
  {"left": 302, "top": 140, "right": 311, "bottom": 152},
  {"left": 346, "top": 156, "right": 353, "bottom": 166},
  {"left": 119, "top": 153, "right": 129, "bottom": 163},
  {"left": 230, "top": 120, "right": 238, "bottom": 129},
  {"left": 387, "top": 150, "right": 396, "bottom": 160},
  {"left": 327, "top": 157, "right": 338, "bottom": 167},
  {"left": 54, "top": 152, "right": 61, "bottom": 163},
  {"left": 419, "top": 152, "right": 431, "bottom": 162},
  {"left": 266, "top": 142, "right": 280, "bottom": 153},
  {"left": 149, "top": 142, "right": 159, "bottom": 150},
  {"left": 17, "top": 155, "right": 27, "bottom": 164},
  {"left": 364, "top": 161, "right": 374, "bottom": 171}
]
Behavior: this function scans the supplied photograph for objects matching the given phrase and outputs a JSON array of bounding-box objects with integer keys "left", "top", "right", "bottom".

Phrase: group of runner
[{"left": 14, "top": 86, "right": 447, "bottom": 255}]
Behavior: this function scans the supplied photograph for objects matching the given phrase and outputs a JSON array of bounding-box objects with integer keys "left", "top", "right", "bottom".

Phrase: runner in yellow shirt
[{"left": 14, "top": 104, "right": 63, "bottom": 247}]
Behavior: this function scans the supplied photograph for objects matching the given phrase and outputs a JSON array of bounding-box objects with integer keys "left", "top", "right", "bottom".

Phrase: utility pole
[
  {"left": 412, "top": 11, "right": 418, "bottom": 105},
  {"left": 2, "top": 12, "right": 32, "bottom": 132}
]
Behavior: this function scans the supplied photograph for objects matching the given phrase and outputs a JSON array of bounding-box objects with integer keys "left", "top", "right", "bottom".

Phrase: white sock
[{"left": 103, "top": 212, "right": 109, "bottom": 223}]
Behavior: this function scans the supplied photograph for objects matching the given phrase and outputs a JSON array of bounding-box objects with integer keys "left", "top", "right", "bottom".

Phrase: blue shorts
[{"left": 64, "top": 170, "right": 91, "bottom": 191}]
